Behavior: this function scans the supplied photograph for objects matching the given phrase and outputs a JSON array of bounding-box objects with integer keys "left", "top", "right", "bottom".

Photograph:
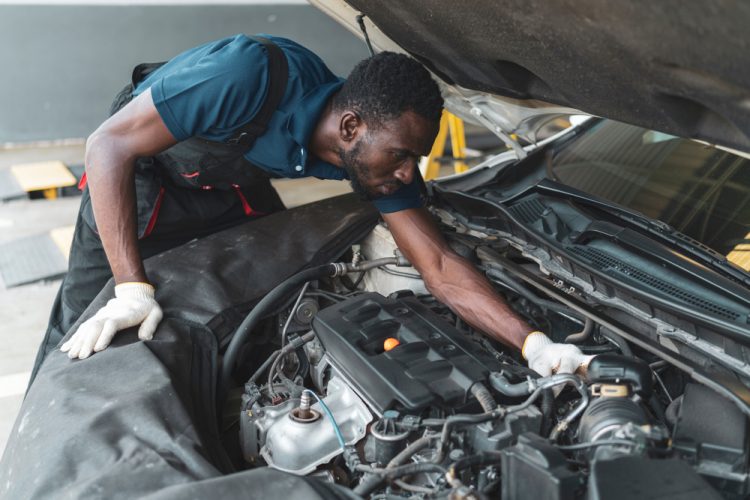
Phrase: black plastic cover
[
  {"left": 588, "top": 456, "right": 722, "bottom": 500},
  {"left": 312, "top": 293, "right": 501, "bottom": 413},
  {"left": 0, "top": 194, "right": 377, "bottom": 499},
  {"left": 673, "top": 383, "right": 750, "bottom": 496},
  {"left": 587, "top": 354, "right": 652, "bottom": 398},
  {"left": 501, "top": 433, "right": 581, "bottom": 500}
]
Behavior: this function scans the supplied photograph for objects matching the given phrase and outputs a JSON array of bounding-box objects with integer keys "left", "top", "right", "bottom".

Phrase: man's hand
[
  {"left": 522, "top": 331, "right": 594, "bottom": 377},
  {"left": 61, "top": 282, "right": 163, "bottom": 359}
]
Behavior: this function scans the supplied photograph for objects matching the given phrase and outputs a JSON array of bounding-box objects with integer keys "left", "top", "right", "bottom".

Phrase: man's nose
[{"left": 393, "top": 162, "right": 416, "bottom": 184}]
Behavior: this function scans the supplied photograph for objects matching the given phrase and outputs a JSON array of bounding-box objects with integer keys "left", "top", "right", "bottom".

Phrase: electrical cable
[
  {"left": 269, "top": 282, "right": 312, "bottom": 397},
  {"left": 652, "top": 369, "right": 674, "bottom": 403},
  {"left": 247, "top": 331, "right": 316, "bottom": 386},
  {"left": 266, "top": 351, "right": 286, "bottom": 398},
  {"left": 280, "top": 282, "right": 310, "bottom": 347},
  {"left": 555, "top": 439, "right": 642, "bottom": 451},
  {"left": 304, "top": 389, "right": 346, "bottom": 450}
]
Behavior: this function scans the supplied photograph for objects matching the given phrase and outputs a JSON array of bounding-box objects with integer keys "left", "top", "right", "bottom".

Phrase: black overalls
[{"left": 30, "top": 37, "right": 289, "bottom": 383}]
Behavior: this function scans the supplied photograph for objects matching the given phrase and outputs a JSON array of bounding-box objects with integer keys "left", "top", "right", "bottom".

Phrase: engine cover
[{"left": 312, "top": 292, "right": 501, "bottom": 413}]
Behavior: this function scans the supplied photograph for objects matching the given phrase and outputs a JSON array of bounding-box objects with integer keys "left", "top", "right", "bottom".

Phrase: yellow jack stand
[{"left": 421, "top": 111, "right": 468, "bottom": 180}]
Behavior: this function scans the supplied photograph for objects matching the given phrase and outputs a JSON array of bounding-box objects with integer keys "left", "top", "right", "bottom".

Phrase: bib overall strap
[{"left": 226, "top": 36, "right": 289, "bottom": 149}]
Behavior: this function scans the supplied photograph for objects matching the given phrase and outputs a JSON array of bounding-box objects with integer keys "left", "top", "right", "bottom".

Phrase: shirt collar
[{"left": 286, "top": 79, "right": 344, "bottom": 155}]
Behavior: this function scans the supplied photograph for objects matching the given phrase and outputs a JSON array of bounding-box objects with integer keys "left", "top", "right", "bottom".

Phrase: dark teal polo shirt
[{"left": 133, "top": 33, "right": 423, "bottom": 214}]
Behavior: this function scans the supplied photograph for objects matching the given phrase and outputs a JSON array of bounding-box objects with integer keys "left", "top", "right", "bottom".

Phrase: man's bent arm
[
  {"left": 383, "top": 207, "right": 530, "bottom": 350},
  {"left": 85, "top": 88, "right": 177, "bottom": 284}
]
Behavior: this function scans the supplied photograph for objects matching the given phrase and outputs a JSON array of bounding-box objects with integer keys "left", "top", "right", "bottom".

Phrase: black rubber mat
[
  {"left": 0, "top": 170, "right": 25, "bottom": 201},
  {"left": 0, "top": 234, "right": 67, "bottom": 287}
]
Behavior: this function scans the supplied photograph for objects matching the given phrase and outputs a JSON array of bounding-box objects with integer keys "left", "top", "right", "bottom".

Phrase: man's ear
[{"left": 339, "top": 110, "right": 363, "bottom": 143}]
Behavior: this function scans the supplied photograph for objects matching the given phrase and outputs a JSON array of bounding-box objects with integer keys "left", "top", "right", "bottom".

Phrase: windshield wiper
[{"left": 532, "top": 178, "right": 750, "bottom": 288}]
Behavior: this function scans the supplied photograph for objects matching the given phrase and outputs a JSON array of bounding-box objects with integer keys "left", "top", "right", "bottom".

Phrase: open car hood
[{"left": 312, "top": 0, "right": 750, "bottom": 153}]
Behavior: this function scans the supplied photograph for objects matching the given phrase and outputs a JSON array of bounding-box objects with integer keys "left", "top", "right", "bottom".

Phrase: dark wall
[{"left": 0, "top": 4, "right": 368, "bottom": 143}]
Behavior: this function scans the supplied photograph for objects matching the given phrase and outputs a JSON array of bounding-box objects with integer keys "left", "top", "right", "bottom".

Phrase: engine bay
[{"left": 226, "top": 222, "right": 749, "bottom": 499}]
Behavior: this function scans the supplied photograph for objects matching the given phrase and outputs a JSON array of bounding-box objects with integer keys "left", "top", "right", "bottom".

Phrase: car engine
[{"left": 230, "top": 223, "right": 746, "bottom": 499}]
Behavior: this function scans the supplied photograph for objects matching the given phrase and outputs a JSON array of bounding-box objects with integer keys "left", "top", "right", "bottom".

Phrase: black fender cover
[{"left": 0, "top": 194, "right": 376, "bottom": 500}]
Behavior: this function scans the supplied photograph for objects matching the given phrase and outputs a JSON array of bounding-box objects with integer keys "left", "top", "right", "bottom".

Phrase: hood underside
[{"left": 329, "top": 0, "right": 750, "bottom": 153}]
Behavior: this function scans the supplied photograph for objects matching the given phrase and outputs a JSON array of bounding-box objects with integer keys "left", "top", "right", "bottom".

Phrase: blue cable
[{"left": 304, "top": 389, "right": 346, "bottom": 450}]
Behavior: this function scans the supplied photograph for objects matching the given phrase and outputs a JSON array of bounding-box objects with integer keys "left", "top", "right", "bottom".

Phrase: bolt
[{"left": 298, "top": 392, "right": 313, "bottom": 419}]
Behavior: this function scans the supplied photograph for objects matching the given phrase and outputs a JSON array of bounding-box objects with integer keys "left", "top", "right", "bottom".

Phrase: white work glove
[
  {"left": 61, "top": 282, "right": 163, "bottom": 359},
  {"left": 522, "top": 331, "right": 594, "bottom": 377}
]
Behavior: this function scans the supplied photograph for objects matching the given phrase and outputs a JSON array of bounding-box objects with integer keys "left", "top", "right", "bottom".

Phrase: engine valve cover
[{"left": 312, "top": 293, "right": 501, "bottom": 413}]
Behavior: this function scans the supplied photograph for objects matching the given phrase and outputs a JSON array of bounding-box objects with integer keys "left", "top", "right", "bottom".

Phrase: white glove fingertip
[
  {"left": 67, "top": 336, "right": 84, "bottom": 359},
  {"left": 138, "top": 305, "right": 163, "bottom": 341},
  {"left": 94, "top": 320, "right": 118, "bottom": 352},
  {"left": 67, "top": 320, "right": 96, "bottom": 359},
  {"left": 79, "top": 323, "right": 104, "bottom": 359}
]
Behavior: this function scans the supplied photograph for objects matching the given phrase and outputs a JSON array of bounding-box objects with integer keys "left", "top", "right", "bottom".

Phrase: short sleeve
[
  {"left": 149, "top": 36, "right": 269, "bottom": 141},
  {"left": 372, "top": 171, "right": 426, "bottom": 214}
]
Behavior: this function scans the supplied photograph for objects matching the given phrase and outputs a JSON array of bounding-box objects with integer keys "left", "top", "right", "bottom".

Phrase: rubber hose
[
  {"left": 601, "top": 328, "right": 633, "bottom": 357},
  {"left": 489, "top": 372, "right": 532, "bottom": 397},
  {"left": 471, "top": 382, "right": 498, "bottom": 412},
  {"left": 436, "top": 412, "right": 500, "bottom": 464},
  {"left": 354, "top": 463, "right": 447, "bottom": 497},
  {"left": 565, "top": 317, "right": 595, "bottom": 344},
  {"left": 354, "top": 436, "right": 435, "bottom": 497},
  {"left": 219, "top": 264, "right": 335, "bottom": 404}
]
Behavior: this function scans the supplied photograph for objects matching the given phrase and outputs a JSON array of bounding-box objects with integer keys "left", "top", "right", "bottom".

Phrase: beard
[{"left": 339, "top": 138, "right": 404, "bottom": 201}]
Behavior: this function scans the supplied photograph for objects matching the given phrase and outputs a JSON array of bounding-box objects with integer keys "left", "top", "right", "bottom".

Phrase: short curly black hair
[{"left": 332, "top": 52, "right": 443, "bottom": 127}]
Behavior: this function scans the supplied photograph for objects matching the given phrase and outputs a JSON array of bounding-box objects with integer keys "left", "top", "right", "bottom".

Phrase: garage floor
[{"left": 0, "top": 143, "right": 352, "bottom": 456}]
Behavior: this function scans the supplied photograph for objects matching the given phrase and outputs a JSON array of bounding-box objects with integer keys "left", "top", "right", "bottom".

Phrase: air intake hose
[{"left": 219, "top": 264, "right": 336, "bottom": 402}]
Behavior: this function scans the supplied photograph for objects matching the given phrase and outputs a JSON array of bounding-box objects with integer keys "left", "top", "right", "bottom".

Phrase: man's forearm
[
  {"left": 85, "top": 133, "right": 148, "bottom": 284},
  {"left": 423, "top": 251, "right": 530, "bottom": 350}
]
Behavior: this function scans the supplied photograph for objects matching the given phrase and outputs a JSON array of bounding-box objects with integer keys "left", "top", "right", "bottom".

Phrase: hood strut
[{"left": 468, "top": 106, "right": 527, "bottom": 159}]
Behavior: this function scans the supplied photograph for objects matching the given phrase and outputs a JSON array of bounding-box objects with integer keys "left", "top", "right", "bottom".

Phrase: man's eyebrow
[{"left": 390, "top": 148, "right": 422, "bottom": 157}]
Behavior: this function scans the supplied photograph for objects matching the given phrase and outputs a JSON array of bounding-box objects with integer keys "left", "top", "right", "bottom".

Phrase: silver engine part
[
  {"left": 246, "top": 376, "right": 372, "bottom": 475},
  {"left": 359, "top": 223, "right": 427, "bottom": 296}
]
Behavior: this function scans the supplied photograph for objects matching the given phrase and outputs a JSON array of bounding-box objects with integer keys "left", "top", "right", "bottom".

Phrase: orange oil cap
[{"left": 383, "top": 337, "right": 400, "bottom": 351}]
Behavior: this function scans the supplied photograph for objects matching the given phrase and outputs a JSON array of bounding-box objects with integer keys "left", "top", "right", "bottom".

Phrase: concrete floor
[{"left": 0, "top": 143, "right": 351, "bottom": 456}]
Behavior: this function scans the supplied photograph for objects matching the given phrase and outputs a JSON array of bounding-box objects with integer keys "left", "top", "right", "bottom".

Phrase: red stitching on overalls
[
  {"left": 142, "top": 187, "right": 165, "bottom": 238},
  {"left": 78, "top": 172, "right": 87, "bottom": 190},
  {"left": 181, "top": 171, "right": 200, "bottom": 179},
  {"left": 232, "top": 185, "right": 255, "bottom": 216}
]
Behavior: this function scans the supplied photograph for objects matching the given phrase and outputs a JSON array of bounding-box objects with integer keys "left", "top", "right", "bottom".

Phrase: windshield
[{"left": 550, "top": 120, "right": 750, "bottom": 270}]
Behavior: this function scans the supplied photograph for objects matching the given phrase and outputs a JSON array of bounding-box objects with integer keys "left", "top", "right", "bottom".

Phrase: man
[{"left": 33, "top": 34, "right": 590, "bottom": 382}]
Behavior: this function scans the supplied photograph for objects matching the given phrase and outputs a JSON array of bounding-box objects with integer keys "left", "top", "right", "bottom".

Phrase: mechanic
[{"left": 31, "top": 34, "right": 591, "bottom": 383}]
